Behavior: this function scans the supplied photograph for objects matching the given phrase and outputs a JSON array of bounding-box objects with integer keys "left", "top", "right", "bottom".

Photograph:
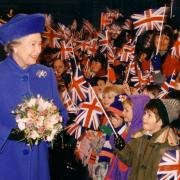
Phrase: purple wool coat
[{"left": 0, "top": 55, "right": 67, "bottom": 180}]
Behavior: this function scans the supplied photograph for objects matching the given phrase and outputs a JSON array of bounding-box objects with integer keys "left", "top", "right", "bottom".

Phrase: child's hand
[{"left": 123, "top": 83, "right": 131, "bottom": 95}]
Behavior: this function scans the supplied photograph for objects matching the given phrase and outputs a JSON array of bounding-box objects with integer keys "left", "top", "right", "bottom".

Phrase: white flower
[
  {"left": 17, "top": 122, "right": 26, "bottom": 130},
  {"left": 27, "top": 98, "right": 36, "bottom": 107},
  {"left": 49, "top": 114, "right": 60, "bottom": 124},
  {"left": 46, "top": 135, "right": 54, "bottom": 142}
]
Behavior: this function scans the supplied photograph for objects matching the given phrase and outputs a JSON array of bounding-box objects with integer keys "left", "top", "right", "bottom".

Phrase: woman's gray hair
[{"left": 4, "top": 40, "right": 20, "bottom": 54}]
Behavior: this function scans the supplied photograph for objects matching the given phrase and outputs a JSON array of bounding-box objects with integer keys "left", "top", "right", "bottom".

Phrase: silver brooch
[{"left": 36, "top": 70, "right": 47, "bottom": 78}]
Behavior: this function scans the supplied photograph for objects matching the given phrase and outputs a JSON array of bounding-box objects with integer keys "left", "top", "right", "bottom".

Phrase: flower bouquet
[{"left": 12, "top": 94, "right": 63, "bottom": 146}]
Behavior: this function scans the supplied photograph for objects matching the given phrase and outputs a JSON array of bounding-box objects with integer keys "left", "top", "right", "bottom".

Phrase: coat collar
[
  {"left": 6, "top": 55, "right": 34, "bottom": 74},
  {"left": 132, "top": 127, "right": 179, "bottom": 146}
]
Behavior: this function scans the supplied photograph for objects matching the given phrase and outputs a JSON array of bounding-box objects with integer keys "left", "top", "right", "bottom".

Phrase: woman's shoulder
[{"left": 32, "top": 63, "right": 54, "bottom": 75}]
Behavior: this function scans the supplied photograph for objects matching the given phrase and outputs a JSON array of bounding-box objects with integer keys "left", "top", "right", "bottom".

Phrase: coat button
[
  {"left": 22, "top": 75, "right": 28, "bottom": 81},
  {"left": 23, "top": 149, "right": 29, "bottom": 155}
]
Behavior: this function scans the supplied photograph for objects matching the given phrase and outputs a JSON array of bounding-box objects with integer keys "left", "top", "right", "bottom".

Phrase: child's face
[
  {"left": 123, "top": 102, "right": 133, "bottom": 124},
  {"left": 110, "top": 112, "right": 124, "bottom": 128},
  {"left": 90, "top": 61, "right": 102, "bottom": 73},
  {"left": 154, "top": 34, "right": 170, "bottom": 51},
  {"left": 53, "top": 60, "right": 65, "bottom": 78},
  {"left": 102, "top": 93, "right": 115, "bottom": 108},
  {"left": 97, "top": 80, "right": 106, "bottom": 91},
  {"left": 142, "top": 109, "right": 162, "bottom": 133}
]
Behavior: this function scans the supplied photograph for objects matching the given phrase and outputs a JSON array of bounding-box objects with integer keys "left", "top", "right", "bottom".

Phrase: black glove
[
  {"left": 114, "top": 134, "right": 125, "bottom": 150},
  {"left": 8, "top": 128, "right": 25, "bottom": 142}
]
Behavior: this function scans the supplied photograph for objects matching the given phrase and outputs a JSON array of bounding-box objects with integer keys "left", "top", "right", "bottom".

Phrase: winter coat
[
  {"left": 115, "top": 127, "right": 179, "bottom": 180},
  {"left": 0, "top": 55, "right": 67, "bottom": 180}
]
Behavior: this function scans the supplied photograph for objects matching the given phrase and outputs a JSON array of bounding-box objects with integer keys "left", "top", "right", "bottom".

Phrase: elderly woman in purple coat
[{"left": 0, "top": 14, "right": 67, "bottom": 180}]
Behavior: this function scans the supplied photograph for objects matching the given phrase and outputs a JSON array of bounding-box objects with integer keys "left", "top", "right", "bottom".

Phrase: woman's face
[
  {"left": 12, "top": 33, "right": 42, "bottom": 69},
  {"left": 53, "top": 59, "right": 65, "bottom": 78},
  {"left": 154, "top": 34, "right": 170, "bottom": 52},
  {"left": 142, "top": 109, "right": 162, "bottom": 134},
  {"left": 102, "top": 93, "right": 115, "bottom": 108},
  {"left": 90, "top": 60, "right": 102, "bottom": 74},
  {"left": 123, "top": 102, "right": 133, "bottom": 124}
]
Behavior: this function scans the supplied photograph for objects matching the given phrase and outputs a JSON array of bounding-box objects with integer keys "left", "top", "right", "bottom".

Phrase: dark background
[{"left": 0, "top": 0, "right": 179, "bottom": 28}]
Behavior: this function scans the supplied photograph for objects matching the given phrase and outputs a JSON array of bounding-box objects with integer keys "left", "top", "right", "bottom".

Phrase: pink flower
[
  {"left": 29, "top": 130, "right": 40, "bottom": 140},
  {"left": 38, "top": 126, "right": 45, "bottom": 134}
]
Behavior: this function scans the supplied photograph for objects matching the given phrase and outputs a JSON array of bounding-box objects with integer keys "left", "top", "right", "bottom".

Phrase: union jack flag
[
  {"left": 87, "top": 39, "right": 98, "bottom": 56},
  {"left": 157, "top": 149, "right": 180, "bottom": 180},
  {"left": 70, "top": 67, "right": 89, "bottom": 105},
  {"left": 75, "top": 88, "right": 103, "bottom": 130},
  {"left": 158, "top": 70, "right": 177, "bottom": 99},
  {"left": 57, "top": 23, "right": 71, "bottom": 40},
  {"left": 106, "top": 8, "right": 123, "bottom": 21},
  {"left": 42, "top": 26, "right": 61, "bottom": 48},
  {"left": 98, "top": 30, "right": 113, "bottom": 55},
  {"left": 82, "top": 19, "right": 96, "bottom": 34},
  {"left": 107, "top": 51, "right": 116, "bottom": 65},
  {"left": 131, "top": 7, "right": 169, "bottom": 36},
  {"left": 171, "top": 36, "right": 180, "bottom": 59},
  {"left": 61, "top": 90, "right": 79, "bottom": 114},
  {"left": 74, "top": 40, "right": 91, "bottom": 52},
  {"left": 130, "top": 65, "right": 151, "bottom": 89},
  {"left": 117, "top": 44, "right": 135, "bottom": 62},
  {"left": 66, "top": 123, "right": 84, "bottom": 139},
  {"left": 100, "top": 12, "right": 113, "bottom": 30},
  {"left": 57, "top": 40, "right": 75, "bottom": 60},
  {"left": 121, "top": 19, "right": 133, "bottom": 31}
]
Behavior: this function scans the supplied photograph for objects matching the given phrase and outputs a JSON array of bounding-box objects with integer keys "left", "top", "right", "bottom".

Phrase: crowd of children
[{"left": 39, "top": 7, "right": 180, "bottom": 180}]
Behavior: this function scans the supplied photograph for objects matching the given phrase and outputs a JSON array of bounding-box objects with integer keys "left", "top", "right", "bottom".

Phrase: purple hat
[
  {"left": 0, "top": 13, "right": 45, "bottom": 45},
  {"left": 126, "top": 95, "right": 150, "bottom": 142}
]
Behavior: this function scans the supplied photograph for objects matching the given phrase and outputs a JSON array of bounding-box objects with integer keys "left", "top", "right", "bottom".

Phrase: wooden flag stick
[{"left": 170, "top": 0, "right": 174, "bottom": 18}]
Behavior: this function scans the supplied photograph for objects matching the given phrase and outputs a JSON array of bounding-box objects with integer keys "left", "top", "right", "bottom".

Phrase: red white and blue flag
[
  {"left": 61, "top": 90, "right": 79, "bottom": 114},
  {"left": 67, "top": 123, "right": 84, "bottom": 139},
  {"left": 171, "top": 36, "right": 180, "bottom": 59},
  {"left": 70, "top": 67, "right": 89, "bottom": 105},
  {"left": 131, "top": 7, "right": 169, "bottom": 36},
  {"left": 43, "top": 26, "right": 61, "bottom": 48},
  {"left": 87, "top": 39, "right": 98, "bottom": 56},
  {"left": 98, "top": 30, "right": 113, "bottom": 55},
  {"left": 158, "top": 70, "right": 177, "bottom": 99},
  {"left": 57, "top": 40, "right": 75, "bottom": 60},
  {"left": 75, "top": 40, "right": 91, "bottom": 52},
  {"left": 75, "top": 88, "right": 103, "bottom": 130},
  {"left": 157, "top": 149, "right": 180, "bottom": 180},
  {"left": 117, "top": 44, "right": 135, "bottom": 62},
  {"left": 100, "top": 12, "right": 113, "bottom": 30}
]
